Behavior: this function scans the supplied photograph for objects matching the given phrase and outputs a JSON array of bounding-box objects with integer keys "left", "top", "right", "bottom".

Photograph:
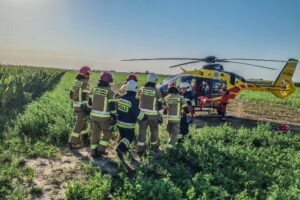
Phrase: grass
[{"left": 1, "top": 67, "right": 300, "bottom": 199}]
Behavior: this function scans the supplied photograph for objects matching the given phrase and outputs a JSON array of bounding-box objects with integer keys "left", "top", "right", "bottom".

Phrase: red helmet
[
  {"left": 127, "top": 73, "right": 138, "bottom": 82},
  {"left": 168, "top": 82, "right": 177, "bottom": 89},
  {"left": 79, "top": 66, "right": 91, "bottom": 78},
  {"left": 278, "top": 124, "right": 289, "bottom": 133},
  {"left": 100, "top": 71, "right": 113, "bottom": 83}
]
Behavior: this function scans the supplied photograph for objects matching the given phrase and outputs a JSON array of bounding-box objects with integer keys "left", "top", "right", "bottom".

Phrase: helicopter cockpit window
[{"left": 210, "top": 80, "right": 226, "bottom": 98}]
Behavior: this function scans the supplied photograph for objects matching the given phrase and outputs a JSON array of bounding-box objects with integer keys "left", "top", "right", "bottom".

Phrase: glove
[
  {"left": 142, "top": 114, "right": 148, "bottom": 121},
  {"left": 186, "top": 116, "right": 192, "bottom": 124},
  {"left": 157, "top": 113, "right": 163, "bottom": 124}
]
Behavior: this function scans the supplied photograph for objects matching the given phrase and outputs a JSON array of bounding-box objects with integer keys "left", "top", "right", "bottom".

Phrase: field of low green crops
[
  {"left": 237, "top": 87, "right": 300, "bottom": 108},
  {"left": 0, "top": 65, "right": 65, "bottom": 132},
  {"left": 0, "top": 66, "right": 300, "bottom": 199}
]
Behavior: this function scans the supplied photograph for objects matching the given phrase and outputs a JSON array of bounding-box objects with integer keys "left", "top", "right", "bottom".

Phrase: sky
[{"left": 0, "top": 0, "right": 300, "bottom": 81}]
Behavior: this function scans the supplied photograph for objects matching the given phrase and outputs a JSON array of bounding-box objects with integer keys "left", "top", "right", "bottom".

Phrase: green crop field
[{"left": 0, "top": 66, "right": 300, "bottom": 199}]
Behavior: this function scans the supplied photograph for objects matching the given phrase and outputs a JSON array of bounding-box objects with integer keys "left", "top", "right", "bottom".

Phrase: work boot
[
  {"left": 116, "top": 148, "right": 124, "bottom": 161},
  {"left": 68, "top": 143, "right": 81, "bottom": 149}
]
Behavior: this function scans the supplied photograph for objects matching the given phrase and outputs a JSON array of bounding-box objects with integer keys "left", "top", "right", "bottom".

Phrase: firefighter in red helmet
[
  {"left": 88, "top": 71, "right": 117, "bottom": 158},
  {"left": 68, "top": 66, "right": 91, "bottom": 149}
]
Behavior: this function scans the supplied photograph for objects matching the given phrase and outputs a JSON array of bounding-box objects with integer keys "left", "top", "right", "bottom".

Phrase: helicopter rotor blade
[
  {"left": 121, "top": 58, "right": 203, "bottom": 61},
  {"left": 218, "top": 58, "right": 289, "bottom": 63},
  {"left": 169, "top": 60, "right": 203, "bottom": 68},
  {"left": 219, "top": 60, "right": 277, "bottom": 70}
]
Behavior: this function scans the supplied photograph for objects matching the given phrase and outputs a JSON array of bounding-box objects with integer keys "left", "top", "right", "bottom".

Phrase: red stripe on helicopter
[{"left": 228, "top": 87, "right": 241, "bottom": 93}]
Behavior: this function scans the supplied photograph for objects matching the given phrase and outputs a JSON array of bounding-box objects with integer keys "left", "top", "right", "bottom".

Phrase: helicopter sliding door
[{"left": 209, "top": 79, "right": 226, "bottom": 98}]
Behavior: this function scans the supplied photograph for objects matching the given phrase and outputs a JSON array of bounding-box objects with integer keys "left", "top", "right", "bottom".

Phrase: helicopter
[{"left": 122, "top": 56, "right": 298, "bottom": 113}]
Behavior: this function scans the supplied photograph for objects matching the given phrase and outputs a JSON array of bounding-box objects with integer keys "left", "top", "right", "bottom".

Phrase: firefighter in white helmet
[
  {"left": 116, "top": 80, "right": 147, "bottom": 160},
  {"left": 137, "top": 73, "right": 163, "bottom": 154}
]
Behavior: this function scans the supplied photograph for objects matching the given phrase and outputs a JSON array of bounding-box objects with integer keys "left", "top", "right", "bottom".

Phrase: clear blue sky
[{"left": 0, "top": 0, "right": 299, "bottom": 81}]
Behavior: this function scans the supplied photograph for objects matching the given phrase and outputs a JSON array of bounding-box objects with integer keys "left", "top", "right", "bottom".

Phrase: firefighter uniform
[
  {"left": 163, "top": 83, "right": 191, "bottom": 148},
  {"left": 89, "top": 72, "right": 116, "bottom": 157},
  {"left": 137, "top": 82, "right": 162, "bottom": 151},
  {"left": 179, "top": 83, "right": 195, "bottom": 139},
  {"left": 68, "top": 75, "right": 90, "bottom": 147},
  {"left": 116, "top": 80, "right": 146, "bottom": 157},
  {"left": 217, "top": 87, "right": 230, "bottom": 120}
]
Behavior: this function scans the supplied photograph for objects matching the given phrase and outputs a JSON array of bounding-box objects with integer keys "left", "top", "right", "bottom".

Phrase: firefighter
[
  {"left": 88, "top": 72, "right": 117, "bottom": 158},
  {"left": 68, "top": 66, "right": 91, "bottom": 149},
  {"left": 217, "top": 86, "right": 230, "bottom": 121},
  {"left": 178, "top": 82, "right": 194, "bottom": 141},
  {"left": 163, "top": 82, "right": 191, "bottom": 149},
  {"left": 116, "top": 80, "right": 147, "bottom": 160},
  {"left": 137, "top": 73, "right": 163, "bottom": 154},
  {"left": 118, "top": 73, "right": 138, "bottom": 96}
]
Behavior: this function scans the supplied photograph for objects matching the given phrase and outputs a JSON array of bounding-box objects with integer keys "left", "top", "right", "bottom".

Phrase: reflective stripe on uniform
[
  {"left": 140, "top": 108, "right": 158, "bottom": 115},
  {"left": 90, "top": 144, "right": 98, "bottom": 150},
  {"left": 137, "top": 142, "right": 145, "bottom": 146},
  {"left": 71, "top": 132, "right": 80, "bottom": 138},
  {"left": 151, "top": 141, "right": 158, "bottom": 145},
  {"left": 108, "top": 99, "right": 117, "bottom": 103},
  {"left": 99, "top": 140, "right": 109, "bottom": 146},
  {"left": 82, "top": 89, "right": 90, "bottom": 93},
  {"left": 91, "top": 110, "right": 110, "bottom": 118},
  {"left": 121, "top": 138, "right": 130, "bottom": 148},
  {"left": 138, "top": 112, "right": 145, "bottom": 120},
  {"left": 167, "top": 144, "right": 174, "bottom": 148},
  {"left": 73, "top": 101, "right": 83, "bottom": 107},
  {"left": 140, "top": 88, "right": 155, "bottom": 96},
  {"left": 110, "top": 110, "right": 117, "bottom": 114},
  {"left": 117, "top": 121, "right": 135, "bottom": 129},
  {"left": 119, "top": 99, "right": 132, "bottom": 107}
]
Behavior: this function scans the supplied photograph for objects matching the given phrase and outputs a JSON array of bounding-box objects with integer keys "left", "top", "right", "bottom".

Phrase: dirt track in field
[{"left": 195, "top": 101, "right": 300, "bottom": 133}]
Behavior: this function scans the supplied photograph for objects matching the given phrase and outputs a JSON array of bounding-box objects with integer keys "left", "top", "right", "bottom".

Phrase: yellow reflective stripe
[
  {"left": 137, "top": 142, "right": 145, "bottom": 146},
  {"left": 167, "top": 117, "right": 180, "bottom": 122},
  {"left": 82, "top": 89, "right": 90, "bottom": 93},
  {"left": 71, "top": 132, "right": 80, "bottom": 138},
  {"left": 99, "top": 140, "right": 109, "bottom": 146},
  {"left": 93, "top": 88, "right": 108, "bottom": 96},
  {"left": 119, "top": 99, "right": 132, "bottom": 108},
  {"left": 138, "top": 112, "right": 144, "bottom": 120},
  {"left": 103, "top": 97, "right": 108, "bottom": 112},
  {"left": 117, "top": 121, "right": 135, "bottom": 129},
  {"left": 121, "top": 138, "right": 130, "bottom": 148},
  {"left": 108, "top": 99, "right": 117, "bottom": 103},
  {"left": 73, "top": 104, "right": 81, "bottom": 108},
  {"left": 177, "top": 101, "right": 180, "bottom": 117},
  {"left": 90, "top": 144, "right": 98, "bottom": 149},
  {"left": 79, "top": 88, "right": 82, "bottom": 102},
  {"left": 110, "top": 110, "right": 117, "bottom": 114},
  {"left": 143, "top": 112, "right": 158, "bottom": 116},
  {"left": 153, "top": 97, "right": 157, "bottom": 111},
  {"left": 80, "top": 131, "right": 88, "bottom": 135},
  {"left": 91, "top": 113, "right": 110, "bottom": 118},
  {"left": 167, "top": 144, "right": 174, "bottom": 148},
  {"left": 141, "top": 88, "right": 155, "bottom": 96}
]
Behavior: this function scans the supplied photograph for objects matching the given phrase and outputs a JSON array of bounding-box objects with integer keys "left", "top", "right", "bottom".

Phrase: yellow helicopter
[{"left": 122, "top": 56, "right": 298, "bottom": 111}]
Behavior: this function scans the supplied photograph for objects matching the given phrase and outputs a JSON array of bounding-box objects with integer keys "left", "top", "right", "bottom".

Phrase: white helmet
[
  {"left": 180, "top": 82, "right": 192, "bottom": 92},
  {"left": 147, "top": 73, "right": 157, "bottom": 83},
  {"left": 126, "top": 80, "right": 138, "bottom": 92}
]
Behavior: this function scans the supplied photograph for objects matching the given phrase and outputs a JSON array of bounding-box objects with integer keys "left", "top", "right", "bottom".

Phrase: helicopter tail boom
[{"left": 271, "top": 59, "right": 297, "bottom": 99}]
